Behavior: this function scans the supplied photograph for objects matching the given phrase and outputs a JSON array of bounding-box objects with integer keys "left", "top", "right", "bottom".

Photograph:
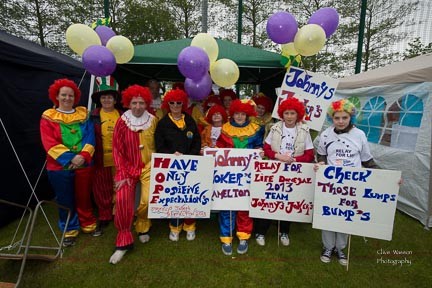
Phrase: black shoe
[
  {"left": 99, "top": 220, "right": 111, "bottom": 229},
  {"left": 63, "top": 237, "right": 76, "bottom": 247},
  {"left": 92, "top": 224, "right": 103, "bottom": 237}
]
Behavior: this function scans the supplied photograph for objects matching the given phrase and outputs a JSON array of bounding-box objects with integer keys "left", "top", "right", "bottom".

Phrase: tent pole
[
  {"left": 104, "top": 0, "right": 110, "bottom": 19},
  {"left": 201, "top": 0, "right": 208, "bottom": 33},
  {"left": 355, "top": 0, "right": 367, "bottom": 74},
  {"left": 428, "top": 111, "right": 432, "bottom": 229}
]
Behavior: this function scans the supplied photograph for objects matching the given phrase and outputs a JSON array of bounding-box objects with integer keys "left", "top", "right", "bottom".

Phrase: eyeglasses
[{"left": 168, "top": 101, "right": 183, "bottom": 106}]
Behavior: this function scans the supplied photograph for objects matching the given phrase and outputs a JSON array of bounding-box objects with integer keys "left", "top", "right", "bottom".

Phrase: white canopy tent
[{"left": 335, "top": 53, "right": 432, "bottom": 228}]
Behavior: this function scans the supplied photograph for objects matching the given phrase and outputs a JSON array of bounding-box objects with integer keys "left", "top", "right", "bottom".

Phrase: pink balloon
[
  {"left": 308, "top": 7, "right": 339, "bottom": 38},
  {"left": 266, "top": 11, "right": 298, "bottom": 44},
  {"left": 82, "top": 45, "right": 117, "bottom": 77},
  {"left": 95, "top": 26, "right": 116, "bottom": 46},
  {"left": 184, "top": 73, "right": 212, "bottom": 101}
]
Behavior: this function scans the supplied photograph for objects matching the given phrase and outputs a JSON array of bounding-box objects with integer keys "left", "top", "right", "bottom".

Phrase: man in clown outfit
[{"left": 109, "top": 85, "right": 158, "bottom": 264}]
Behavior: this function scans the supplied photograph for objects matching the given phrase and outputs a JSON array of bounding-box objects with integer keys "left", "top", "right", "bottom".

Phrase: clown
[
  {"left": 40, "top": 78, "right": 97, "bottom": 247},
  {"left": 254, "top": 97, "right": 315, "bottom": 247},
  {"left": 250, "top": 92, "right": 274, "bottom": 128},
  {"left": 90, "top": 76, "right": 123, "bottom": 236},
  {"left": 200, "top": 104, "right": 228, "bottom": 152},
  {"left": 109, "top": 85, "right": 158, "bottom": 264},
  {"left": 155, "top": 88, "right": 202, "bottom": 242},
  {"left": 219, "top": 89, "right": 238, "bottom": 114},
  {"left": 216, "top": 99, "right": 265, "bottom": 256}
]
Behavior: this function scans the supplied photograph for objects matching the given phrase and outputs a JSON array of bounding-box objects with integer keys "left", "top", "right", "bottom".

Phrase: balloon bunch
[
  {"left": 266, "top": 7, "right": 339, "bottom": 69},
  {"left": 177, "top": 33, "right": 240, "bottom": 101},
  {"left": 66, "top": 23, "right": 134, "bottom": 77}
]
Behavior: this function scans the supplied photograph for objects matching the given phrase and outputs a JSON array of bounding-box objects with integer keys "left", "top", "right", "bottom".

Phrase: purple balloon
[
  {"left": 82, "top": 45, "right": 117, "bottom": 77},
  {"left": 308, "top": 7, "right": 339, "bottom": 38},
  {"left": 95, "top": 26, "right": 116, "bottom": 46},
  {"left": 177, "top": 46, "right": 210, "bottom": 81},
  {"left": 266, "top": 11, "right": 298, "bottom": 44},
  {"left": 184, "top": 73, "right": 212, "bottom": 101}
]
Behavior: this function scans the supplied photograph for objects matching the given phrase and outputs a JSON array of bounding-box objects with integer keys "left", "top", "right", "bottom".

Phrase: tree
[
  {"left": 403, "top": 37, "right": 432, "bottom": 59},
  {"left": 0, "top": 0, "right": 104, "bottom": 55},
  {"left": 116, "top": 0, "right": 181, "bottom": 44},
  {"left": 167, "top": 0, "right": 202, "bottom": 38}
]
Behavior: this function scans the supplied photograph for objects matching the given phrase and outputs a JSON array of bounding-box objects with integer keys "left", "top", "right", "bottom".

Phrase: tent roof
[
  {"left": 115, "top": 38, "right": 286, "bottom": 86},
  {"left": 131, "top": 38, "right": 282, "bottom": 68},
  {"left": 338, "top": 53, "right": 432, "bottom": 89},
  {"left": 0, "top": 29, "right": 84, "bottom": 75}
]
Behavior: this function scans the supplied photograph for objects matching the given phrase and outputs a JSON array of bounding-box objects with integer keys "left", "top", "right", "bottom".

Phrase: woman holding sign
[
  {"left": 315, "top": 99, "right": 380, "bottom": 266},
  {"left": 254, "top": 97, "right": 315, "bottom": 247},
  {"left": 109, "top": 85, "right": 158, "bottom": 264},
  {"left": 216, "top": 99, "right": 265, "bottom": 255},
  {"left": 155, "top": 88, "right": 202, "bottom": 242}
]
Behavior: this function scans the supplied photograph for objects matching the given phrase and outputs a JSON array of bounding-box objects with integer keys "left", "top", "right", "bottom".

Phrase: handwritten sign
[
  {"left": 148, "top": 153, "right": 214, "bottom": 219},
  {"left": 203, "top": 148, "right": 261, "bottom": 211},
  {"left": 313, "top": 165, "right": 401, "bottom": 241},
  {"left": 272, "top": 66, "right": 339, "bottom": 131},
  {"left": 249, "top": 160, "right": 315, "bottom": 223}
]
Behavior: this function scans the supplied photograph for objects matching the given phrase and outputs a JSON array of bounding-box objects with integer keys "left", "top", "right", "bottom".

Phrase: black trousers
[{"left": 254, "top": 218, "right": 291, "bottom": 236}]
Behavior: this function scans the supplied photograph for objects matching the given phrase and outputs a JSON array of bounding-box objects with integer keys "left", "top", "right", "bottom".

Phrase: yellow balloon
[
  {"left": 191, "top": 33, "right": 219, "bottom": 63},
  {"left": 294, "top": 24, "right": 326, "bottom": 56},
  {"left": 210, "top": 58, "right": 239, "bottom": 88},
  {"left": 66, "top": 23, "right": 101, "bottom": 56},
  {"left": 106, "top": 35, "right": 134, "bottom": 64},
  {"left": 281, "top": 42, "right": 298, "bottom": 56}
]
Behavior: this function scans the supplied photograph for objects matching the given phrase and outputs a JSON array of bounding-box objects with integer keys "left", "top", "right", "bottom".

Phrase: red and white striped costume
[{"left": 112, "top": 110, "right": 157, "bottom": 249}]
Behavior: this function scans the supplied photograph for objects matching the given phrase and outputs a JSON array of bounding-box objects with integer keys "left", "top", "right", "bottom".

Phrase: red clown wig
[
  {"left": 203, "top": 94, "right": 222, "bottom": 111},
  {"left": 121, "top": 85, "right": 153, "bottom": 108},
  {"left": 277, "top": 97, "right": 305, "bottom": 122},
  {"left": 48, "top": 78, "right": 81, "bottom": 107},
  {"left": 172, "top": 82, "right": 185, "bottom": 91},
  {"left": 219, "top": 89, "right": 238, "bottom": 102},
  {"left": 205, "top": 104, "right": 228, "bottom": 123},
  {"left": 252, "top": 92, "right": 273, "bottom": 113},
  {"left": 229, "top": 99, "right": 257, "bottom": 118},
  {"left": 161, "top": 88, "right": 189, "bottom": 111}
]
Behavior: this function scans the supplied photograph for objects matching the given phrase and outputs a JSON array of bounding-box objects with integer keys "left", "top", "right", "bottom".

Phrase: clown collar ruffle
[{"left": 121, "top": 110, "right": 154, "bottom": 131}]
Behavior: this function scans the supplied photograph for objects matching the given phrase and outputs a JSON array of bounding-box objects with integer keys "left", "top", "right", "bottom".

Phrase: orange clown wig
[
  {"left": 229, "top": 99, "right": 257, "bottom": 118},
  {"left": 161, "top": 88, "right": 189, "bottom": 111},
  {"left": 205, "top": 104, "right": 228, "bottom": 123},
  {"left": 219, "top": 89, "right": 238, "bottom": 102},
  {"left": 121, "top": 85, "right": 153, "bottom": 108},
  {"left": 48, "top": 78, "right": 81, "bottom": 107},
  {"left": 252, "top": 92, "right": 273, "bottom": 113},
  {"left": 277, "top": 97, "right": 305, "bottom": 122}
]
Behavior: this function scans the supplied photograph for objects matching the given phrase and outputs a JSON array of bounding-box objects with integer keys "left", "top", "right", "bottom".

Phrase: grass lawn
[{"left": 0, "top": 205, "right": 431, "bottom": 288}]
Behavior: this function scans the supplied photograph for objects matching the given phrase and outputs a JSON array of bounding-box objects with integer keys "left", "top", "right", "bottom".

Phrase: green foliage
[
  {"left": 403, "top": 37, "right": 432, "bottom": 59},
  {"left": 117, "top": 0, "right": 181, "bottom": 44}
]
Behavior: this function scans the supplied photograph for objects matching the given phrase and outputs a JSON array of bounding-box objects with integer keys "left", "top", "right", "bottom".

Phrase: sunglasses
[{"left": 168, "top": 101, "right": 183, "bottom": 106}]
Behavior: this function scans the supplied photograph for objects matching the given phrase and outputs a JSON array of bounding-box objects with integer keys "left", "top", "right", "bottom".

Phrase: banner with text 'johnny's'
[
  {"left": 272, "top": 66, "right": 339, "bottom": 131},
  {"left": 204, "top": 148, "right": 261, "bottom": 211}
]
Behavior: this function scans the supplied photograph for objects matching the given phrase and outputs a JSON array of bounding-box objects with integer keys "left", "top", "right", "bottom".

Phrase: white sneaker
[
  {"left": 138, "top": 233, "right": 150, "bottom": 243},
  {"left": 169, "top": 231, "right": 179, "bottom": 241},
  {"left": 186, "top": 231, "right": 196, "bottom": 241},
  {"left": 109, "top": 250, "right": 127, "bottom": 264},
  {"left": 255, "top": 234, "right": 265, "bottom": 246},
  {"left": 280, "top": 233, "right": 290, "bottom": 246}
]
